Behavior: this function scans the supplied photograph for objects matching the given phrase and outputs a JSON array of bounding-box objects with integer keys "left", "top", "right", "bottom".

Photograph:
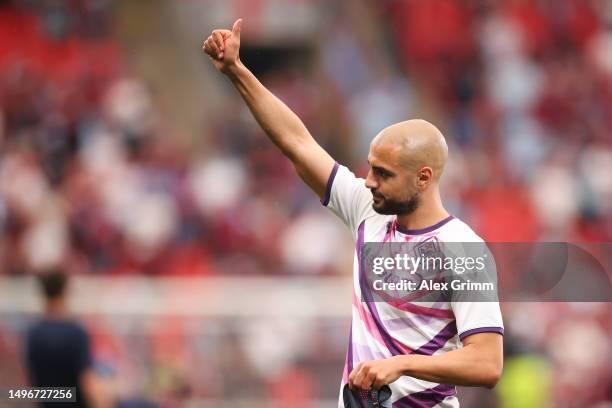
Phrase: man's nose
[{"left": 365, "top": 170, "right": 377, "bottom": 189}]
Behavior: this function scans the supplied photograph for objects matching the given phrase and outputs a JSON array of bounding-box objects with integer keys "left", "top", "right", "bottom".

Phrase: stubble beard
[{"left": 372, "top": 192, "right": 420, "bottom": 216}]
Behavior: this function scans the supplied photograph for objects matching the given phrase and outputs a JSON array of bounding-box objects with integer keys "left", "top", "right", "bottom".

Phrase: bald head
[{"left": 371, "top": 119, "right": 448, "bottom": 180}]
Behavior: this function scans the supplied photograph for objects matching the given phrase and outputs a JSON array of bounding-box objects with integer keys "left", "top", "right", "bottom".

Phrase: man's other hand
[{"left": 349, "top": 358, "right": 403, "bottom": 390}]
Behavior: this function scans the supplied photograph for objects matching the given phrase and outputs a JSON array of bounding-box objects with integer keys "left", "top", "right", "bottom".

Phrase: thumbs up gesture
[{"left": 202, "top": 19, "right": 243, "bottom": 74}]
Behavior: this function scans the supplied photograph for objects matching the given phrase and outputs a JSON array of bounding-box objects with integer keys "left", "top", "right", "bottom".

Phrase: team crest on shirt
[{"left": 361, "top": 236, "right": 452, "bottom": 304}]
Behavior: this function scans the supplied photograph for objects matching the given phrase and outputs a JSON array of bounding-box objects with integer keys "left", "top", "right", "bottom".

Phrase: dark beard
[{"left": 372, "top": 192, "right": 420, "bottom": 215}]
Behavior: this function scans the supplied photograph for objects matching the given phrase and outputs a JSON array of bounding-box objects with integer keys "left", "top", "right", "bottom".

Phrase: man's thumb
[{"left": 232, "top": 18, "right": 242, "bottom": 38}]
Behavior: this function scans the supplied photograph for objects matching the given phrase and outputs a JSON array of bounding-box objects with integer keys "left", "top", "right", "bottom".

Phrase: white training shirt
[{"left": 322, "top": 163, "right": 504, "bottom": 408}]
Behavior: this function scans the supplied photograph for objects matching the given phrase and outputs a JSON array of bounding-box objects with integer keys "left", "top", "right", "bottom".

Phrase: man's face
[{"left": 365, "top": 142, "right": 420, "bottom": 215}]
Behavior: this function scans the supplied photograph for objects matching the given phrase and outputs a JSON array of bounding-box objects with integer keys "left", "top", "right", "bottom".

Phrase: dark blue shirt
[{"left": 25, "top": 318, "right": 92, "bottom": 408}]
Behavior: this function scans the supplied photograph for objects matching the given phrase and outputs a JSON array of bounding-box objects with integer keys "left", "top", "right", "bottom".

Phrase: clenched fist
[
  {"left": 349, "top": 358, "right": 403, "bottom": 390},
  {"left": 202, "top": 18, "right": 242, "bottom": 74}
]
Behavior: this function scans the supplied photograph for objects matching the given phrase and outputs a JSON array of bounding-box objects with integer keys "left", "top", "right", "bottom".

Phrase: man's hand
[
  {"left": 349, "top": 358, "right": 403, "bottom": 390},
  {"left": 202, "top": 18, "right": 242, "bottom": 74}
]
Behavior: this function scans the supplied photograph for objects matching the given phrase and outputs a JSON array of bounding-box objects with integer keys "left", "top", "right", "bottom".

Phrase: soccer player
[{"left": 202, "top": 20, "right": 503, "bottom": 407}]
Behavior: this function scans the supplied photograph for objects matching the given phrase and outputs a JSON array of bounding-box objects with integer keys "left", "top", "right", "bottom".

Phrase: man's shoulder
[
  {"left": 27, "top": 318, "right": 88, "bottom": 340},
  {"left": 439, "top": 217, "right": 484, "bottom": 243}
]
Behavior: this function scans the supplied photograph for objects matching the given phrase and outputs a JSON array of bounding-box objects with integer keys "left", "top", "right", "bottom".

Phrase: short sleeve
[
  {"left": 452, "top": 301, "right": 504, "bottom": 342},
  {"left": 440, "top": 231, "right": 504, "bottom": 342},
  {"left": 321, "top": 163, "right": 375, "bottom": 235}
]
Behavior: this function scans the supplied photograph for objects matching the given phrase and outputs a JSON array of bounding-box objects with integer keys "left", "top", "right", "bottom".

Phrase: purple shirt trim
[
  {"left": 459, "top": 326, "right": 504, "bottom": 341},
  {"left": 393, "top": 384, "right": 456, "bottom": 407},
  {"left": 348, "top": 220, "right": 367, "bottom": 373},
  {"left": 396, "top": 215, "right": 455, "bottom": 235},
  {"left": 413, "top": 321, "right": 457, "bottom": 356},
  {"left": 321, "top": 162, "right": 340, "bottom": 206},
  {"left": 356, "top": 220, "right": 406, "bottom": 357}
]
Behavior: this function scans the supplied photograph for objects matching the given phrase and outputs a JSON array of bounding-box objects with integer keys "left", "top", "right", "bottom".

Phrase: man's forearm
[
  {"left": 395, "top": 344, "right": 502, "bottom": 388},
  {"left": 226, "top": 62, "right": 313, "bottom": 161},
  {"left": 349, "top": 334, "right": 502, "bottom": 391},
  {"left": 204, "top": 20, "right": 334, "bottom": 197}
]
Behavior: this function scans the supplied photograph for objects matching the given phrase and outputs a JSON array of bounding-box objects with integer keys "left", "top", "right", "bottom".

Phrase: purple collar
[{"left": 396, "top": 215, "right": 455, "bottom": 235}]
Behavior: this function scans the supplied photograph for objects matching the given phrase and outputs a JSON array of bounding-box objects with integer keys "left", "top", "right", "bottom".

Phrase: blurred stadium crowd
[{"left": 0, "top": 0, "right": 610, "bottom": 407}]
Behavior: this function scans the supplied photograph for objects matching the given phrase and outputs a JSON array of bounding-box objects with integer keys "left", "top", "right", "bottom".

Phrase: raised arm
[{"left": 202, "top": 19, "right": 335, "bottom": 198}]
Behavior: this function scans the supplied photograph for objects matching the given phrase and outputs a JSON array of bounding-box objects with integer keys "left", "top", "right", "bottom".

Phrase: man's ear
[{"left": 416, "top": 167, "right": 433, "bottom": 189}]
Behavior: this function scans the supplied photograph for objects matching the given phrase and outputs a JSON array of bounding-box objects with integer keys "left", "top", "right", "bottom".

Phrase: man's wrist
[
  {"left": 224, "top": 60, "right": 246, "bottom": 80},
  {"left": 393, "top": 355, "right": 414, "bottom": 376}
]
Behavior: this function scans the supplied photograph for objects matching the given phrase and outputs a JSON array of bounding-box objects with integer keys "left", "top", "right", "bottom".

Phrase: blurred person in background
[
  {"left": 203, "top": 19, "right": 503, "bottom": 407},
  {"left": 24, "top": 269, "right": 112, "bottom": 408}
]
